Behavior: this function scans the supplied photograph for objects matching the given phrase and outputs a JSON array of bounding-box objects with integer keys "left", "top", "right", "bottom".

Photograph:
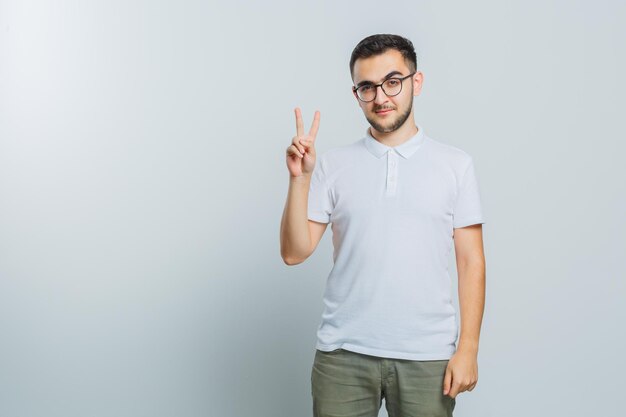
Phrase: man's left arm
[{"left": 443, "top": 223, "right": 486, "bottom": 399}]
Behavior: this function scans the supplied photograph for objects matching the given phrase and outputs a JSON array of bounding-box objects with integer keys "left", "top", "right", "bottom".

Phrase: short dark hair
[{"left": 349, "top": 34, "right": 417, "bottom": 80}]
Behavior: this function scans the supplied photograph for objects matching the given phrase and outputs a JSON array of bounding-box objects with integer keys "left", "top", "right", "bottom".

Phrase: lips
[{"left": 376, "top": 109, "right": 393, "bottom": 114}]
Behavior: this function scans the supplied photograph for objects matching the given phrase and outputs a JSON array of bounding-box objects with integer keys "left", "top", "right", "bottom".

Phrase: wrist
[
  {"left": 290, "top": 173, "right": 312, "bottom": 183},
  {"left": 456, "top": 342, "right": 479, "bottom": 355}
]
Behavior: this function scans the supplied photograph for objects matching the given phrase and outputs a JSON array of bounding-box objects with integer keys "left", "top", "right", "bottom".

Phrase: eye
[
  {"left": 386, "top": 79, "right": 400, "bottom": 87},
  {"left": 360, "top": 85, "right": 373, "bottom": 92}
]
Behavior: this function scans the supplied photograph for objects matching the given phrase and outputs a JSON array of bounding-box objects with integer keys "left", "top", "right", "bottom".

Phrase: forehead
[{"left": 352, "top": 49, "right": 410, "bottom": 83}]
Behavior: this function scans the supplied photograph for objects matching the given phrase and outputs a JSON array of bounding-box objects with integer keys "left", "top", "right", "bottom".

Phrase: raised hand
[{"left": 286, "top": 107, "right": 320, "bottom": 178}]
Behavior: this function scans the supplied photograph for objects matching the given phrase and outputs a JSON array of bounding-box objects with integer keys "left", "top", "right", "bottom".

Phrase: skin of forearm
[
  {"left": 456, "top": 258, "right": 486, "bottom": 354},
  {"left": 280, "top": 174, "right": 313, "bottom": 264}
]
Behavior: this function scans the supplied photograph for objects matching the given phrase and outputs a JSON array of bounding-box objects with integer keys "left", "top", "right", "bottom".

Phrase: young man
[{"left": 280, "top": 33, "right": 486, "bottom": 417}]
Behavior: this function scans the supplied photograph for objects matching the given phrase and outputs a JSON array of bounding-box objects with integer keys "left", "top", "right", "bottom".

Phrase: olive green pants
[{"left": 311, "top": 348, "right": 456, "bottom": 417}]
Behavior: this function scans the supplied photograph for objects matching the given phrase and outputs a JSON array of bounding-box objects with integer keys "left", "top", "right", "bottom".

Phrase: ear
[{"left": 412, "top": 71, "right": 424, "bottom": 97}]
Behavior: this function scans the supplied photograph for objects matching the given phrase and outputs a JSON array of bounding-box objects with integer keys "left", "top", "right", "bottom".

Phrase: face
[{"left": 351, "top": 49, "right": 423, "bottom": 134}]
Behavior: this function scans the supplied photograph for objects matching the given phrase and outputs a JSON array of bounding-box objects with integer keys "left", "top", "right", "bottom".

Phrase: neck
[{"left": 369, "top": 119, "right": 418, "bottom": 147}]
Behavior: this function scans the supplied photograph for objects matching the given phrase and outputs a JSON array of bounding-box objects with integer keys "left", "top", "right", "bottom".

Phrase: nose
[{"left": 373, "top": 85, "right": 389, "bottom": 105}]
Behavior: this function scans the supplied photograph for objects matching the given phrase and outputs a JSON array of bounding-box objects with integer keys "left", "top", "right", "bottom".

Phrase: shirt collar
[{"left": 363, "top": 124, "right": 426, "bottom": 159}]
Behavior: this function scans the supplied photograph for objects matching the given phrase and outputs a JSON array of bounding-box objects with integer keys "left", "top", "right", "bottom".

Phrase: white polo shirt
[{"left": 307, "top": 124, "right": 485, "bottom": 360}]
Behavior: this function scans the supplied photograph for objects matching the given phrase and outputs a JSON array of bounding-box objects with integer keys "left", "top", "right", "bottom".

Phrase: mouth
[{"left": 375, "top": 108, "right": 394, "bottom": 115}]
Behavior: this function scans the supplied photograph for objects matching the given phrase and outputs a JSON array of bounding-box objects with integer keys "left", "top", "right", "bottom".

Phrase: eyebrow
[{"left": 355, "top": 71, "right": 404, "bottom": 88}]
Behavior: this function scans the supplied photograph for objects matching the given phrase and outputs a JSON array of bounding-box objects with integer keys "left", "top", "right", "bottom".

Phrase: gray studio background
[{"left": 1, "top": 0, "right": 624, "bottom": 416}]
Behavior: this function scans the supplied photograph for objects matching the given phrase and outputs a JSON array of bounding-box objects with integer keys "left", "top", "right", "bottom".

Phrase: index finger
[
  {"left": 309, "top": 110, "right": 320, "bottom": 138},
  {"left": 294, "top": 107, "right": 304, "bottom": 137}
]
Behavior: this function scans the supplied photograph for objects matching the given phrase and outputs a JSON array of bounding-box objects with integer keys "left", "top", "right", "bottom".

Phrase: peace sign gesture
[{"left": 286, "top": 107, "right": 320, "bottom": 178}]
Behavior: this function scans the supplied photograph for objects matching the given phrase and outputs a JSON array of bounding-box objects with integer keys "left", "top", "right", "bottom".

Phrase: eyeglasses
[{"left": 352, "top": 72, "right": 416, "bottom": 102}]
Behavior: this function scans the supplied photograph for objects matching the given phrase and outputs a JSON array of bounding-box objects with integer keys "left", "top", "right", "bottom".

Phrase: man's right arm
[
  {"left": 280, "top": 174, "right": 328, "bottom": 265},
  {"left": 281, "top": 107, "right": 325, "bottom": 265}
]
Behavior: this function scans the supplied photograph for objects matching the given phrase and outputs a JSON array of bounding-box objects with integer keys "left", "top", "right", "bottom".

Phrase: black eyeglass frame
[{"left": 352, "top": 72, "right": 416, "bottom": 102}]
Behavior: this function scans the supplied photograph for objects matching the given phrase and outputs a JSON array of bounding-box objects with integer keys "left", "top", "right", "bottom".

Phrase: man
[{"left": 280, "top": 33, "right": 486, "bottom": 417}]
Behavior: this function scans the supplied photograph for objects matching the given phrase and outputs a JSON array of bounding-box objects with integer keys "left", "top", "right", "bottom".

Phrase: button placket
[{"left": 386, "top": 150, "right": 398, "bottom": 196}]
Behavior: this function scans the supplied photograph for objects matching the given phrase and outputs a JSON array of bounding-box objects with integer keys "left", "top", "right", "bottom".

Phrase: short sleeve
[
  {"left": 307, "top": 158, "right": 333, "bottom": 224},
  {"left": 453, "top": 157, "right": 485, "bottom": 228}
]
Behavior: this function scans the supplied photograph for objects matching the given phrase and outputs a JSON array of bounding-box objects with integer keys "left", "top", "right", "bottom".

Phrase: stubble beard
[{"left": 366, "top": 97, "right": 413, "bottom": 134}]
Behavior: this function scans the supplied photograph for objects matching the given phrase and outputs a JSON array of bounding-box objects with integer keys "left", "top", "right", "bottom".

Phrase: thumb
[{"left": 443, "top": 366, "right": 452, "bottom": 395}]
